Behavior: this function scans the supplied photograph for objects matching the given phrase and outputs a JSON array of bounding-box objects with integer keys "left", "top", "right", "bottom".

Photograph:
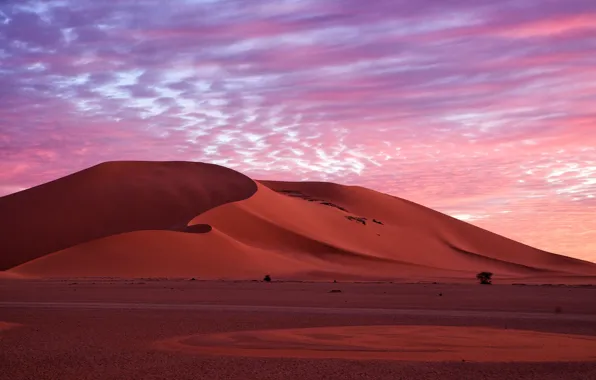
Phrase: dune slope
[
  {"left": 0, "top": 161, "right": 257, "bottom": 270},
  {"left": 10, "top": 229, "right": 316, "bottom": 278},
  {"left": 260, "top": 181, "right": 596, "bottom": 276}
]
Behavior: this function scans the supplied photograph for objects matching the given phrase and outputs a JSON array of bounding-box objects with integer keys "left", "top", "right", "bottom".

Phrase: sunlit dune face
[{"left": 156, "top": 325, "right": 596, "bottom": 362}]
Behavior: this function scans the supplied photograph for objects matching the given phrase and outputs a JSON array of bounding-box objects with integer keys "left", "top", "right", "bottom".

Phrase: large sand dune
[
  {"left": 0, "top": 161, "right": 257, "bottom": 270},
  {"left": 3, "top": 161, "right": 596, "bottom": 281}
]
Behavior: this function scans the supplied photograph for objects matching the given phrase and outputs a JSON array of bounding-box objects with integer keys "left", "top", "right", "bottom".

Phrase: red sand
[
  {"left": 1, "top": 280, "right": 595, "bottom": 380},
  {"left": 0, "top": 321, "right": 20, "bottom": 332},
  {"left": 157, "top": 325, "right": 596, "bottom": 362},
  {"left": 2, "top": 161, "right": 596, "bottom": 281}
]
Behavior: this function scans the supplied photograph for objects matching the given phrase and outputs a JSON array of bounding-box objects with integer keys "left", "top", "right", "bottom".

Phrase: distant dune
[{"left": 2, "top": 161, "right": 596, "bottom": 282}]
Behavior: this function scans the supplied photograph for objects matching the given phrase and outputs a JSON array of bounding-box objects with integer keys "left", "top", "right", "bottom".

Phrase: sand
[
  {"left": 0, "top": 161, "right": 257, "bottom": 270},
  {"left": 2, "top": 160, "right": 595, "bottom": 282},
  {"left": 0, "top": 321, "right": 20, "bottom": 332},
  {"left": 1, "top": 280, "right": 595, "bottom": 380},
  {"left": 157, "top": 325, "right": 596, "bottom": 362}
]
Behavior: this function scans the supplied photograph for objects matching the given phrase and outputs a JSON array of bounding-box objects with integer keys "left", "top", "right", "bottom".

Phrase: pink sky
[{"left": 1, "top": 0, "right": 595, "bottom": 262}]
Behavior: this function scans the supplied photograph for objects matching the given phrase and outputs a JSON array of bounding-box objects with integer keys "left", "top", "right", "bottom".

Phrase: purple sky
[{"left": 1, "top": 0, "right": 595, "bottom": 261}]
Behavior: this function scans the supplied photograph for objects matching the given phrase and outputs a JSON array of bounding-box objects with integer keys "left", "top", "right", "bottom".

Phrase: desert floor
[{"left": 1, "top": 279, "right": 595, "bottom": 380}]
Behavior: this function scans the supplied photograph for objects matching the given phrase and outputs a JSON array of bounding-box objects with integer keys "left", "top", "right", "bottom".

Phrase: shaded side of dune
[{"left": 0, "top": 161, "right": 257, "bottom": 270}]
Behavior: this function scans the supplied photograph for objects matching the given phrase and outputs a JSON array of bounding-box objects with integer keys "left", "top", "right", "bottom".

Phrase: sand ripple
[{"left": 157, "top": 325, "right": 596, "bottom": 362}]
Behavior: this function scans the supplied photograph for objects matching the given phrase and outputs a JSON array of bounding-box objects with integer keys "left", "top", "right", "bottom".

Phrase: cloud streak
[{"left": 1, "top": 0, "right": 595, "bottom": 261}]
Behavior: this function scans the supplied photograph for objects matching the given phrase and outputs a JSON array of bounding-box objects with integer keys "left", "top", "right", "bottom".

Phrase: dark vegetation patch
[
  {"left": 274, "top": 189, "right": 348, "bottom": 211},
  {"left": 476, "top": 271, "right": 493, "bottom": 285},
  {"left": 275, "top": 189, "right": 389, "bottom": 225},
  {"left": 346, "top": 215, "right": 367, "bottom": 225},
  {"left": 320, "top": 202, "right": 348, "bottom": 212}
]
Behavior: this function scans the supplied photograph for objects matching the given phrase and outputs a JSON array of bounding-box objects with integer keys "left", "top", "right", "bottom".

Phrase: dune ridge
[{"left": 3, "top": 161, "right": 596, "bottom": 281}]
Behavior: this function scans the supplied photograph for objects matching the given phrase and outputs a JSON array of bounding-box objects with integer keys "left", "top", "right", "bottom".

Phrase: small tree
[
  {"left": 263, "top": 274, "right": 271, "bottom": 282},
  {"left": 476, "top": 272, "right": 493, "bottom": 285}
]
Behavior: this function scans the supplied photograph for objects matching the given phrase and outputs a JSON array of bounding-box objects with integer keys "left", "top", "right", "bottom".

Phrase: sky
[{"left": 1, "top": 0, "right": 595, "bottom": 262}]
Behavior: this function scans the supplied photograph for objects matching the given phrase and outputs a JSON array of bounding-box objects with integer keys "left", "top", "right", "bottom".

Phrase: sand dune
[
  {"left": 0, "top": 161, "right": 257, "bottom": 270},
  {"left": 260, "top": 181, "right": 596, "bottom": 274},
  {"left": 3, "top": 161, "right": 596, "bottom": 281}
]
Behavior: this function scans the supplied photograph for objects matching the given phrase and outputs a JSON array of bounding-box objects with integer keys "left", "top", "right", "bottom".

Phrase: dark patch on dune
[
  {"left": 273, "top": 189, "right": 349, "bottom": 211},
  {"left": 320, "top": 202, "right": 348, "bottom": 212},
  {"left": 346, "top": 215, "right": 367, "bottom": 225},
  {"left": 182, "top": 224, "right": 213, "bottom": 234}
]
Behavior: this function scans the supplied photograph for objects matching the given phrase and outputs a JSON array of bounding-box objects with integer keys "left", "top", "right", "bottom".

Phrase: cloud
[{"left": 0, "top": 0, "right": 595, "bottom": 261}]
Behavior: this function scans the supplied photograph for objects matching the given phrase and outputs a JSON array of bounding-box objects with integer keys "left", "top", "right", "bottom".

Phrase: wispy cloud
[{"left": 1, "top": 0, "right": 595, "bottom": 261}]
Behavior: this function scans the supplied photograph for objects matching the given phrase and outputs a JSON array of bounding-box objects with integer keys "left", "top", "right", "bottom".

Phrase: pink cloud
[{"left": 498, "top": 13, "right": 596, "bottom": 38}]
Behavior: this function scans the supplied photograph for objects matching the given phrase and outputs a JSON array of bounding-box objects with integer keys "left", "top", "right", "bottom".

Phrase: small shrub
[
  {"left": 476, "top": 272, "right": 493, "bottom": 285},
  {"left": 263, "top": 274, "right": 271, "bottom": 282},
  {"left": 329, "top": 289, "right": 342, "bottom": 293}
]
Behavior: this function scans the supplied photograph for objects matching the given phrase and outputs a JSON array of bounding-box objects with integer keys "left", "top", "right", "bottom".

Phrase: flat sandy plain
[{"left": 1, "top": 279, "right": 595, "bottom": 380}]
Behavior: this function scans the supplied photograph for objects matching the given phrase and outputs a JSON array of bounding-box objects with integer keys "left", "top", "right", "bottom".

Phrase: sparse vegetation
[
  {"left": 263, "top": 274, "right": 271, "bottom": 282},
  {"left": 372, "top": 219, "right": 384, "bottom": 225},
  {"left": 346, "top": 215, "right": 367, "bottom": 225},
  {"left": 476, "top": 272, "right": 493, "bottom": 285},
  {"left": 274, "top": 189, "right": 349, "bottom": 211},
  {"left": 320, "top": 202, "right": 348, "bottom": 212},
  {"left": 329, "top": 289, "right": 342, "bottom": 293}
]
